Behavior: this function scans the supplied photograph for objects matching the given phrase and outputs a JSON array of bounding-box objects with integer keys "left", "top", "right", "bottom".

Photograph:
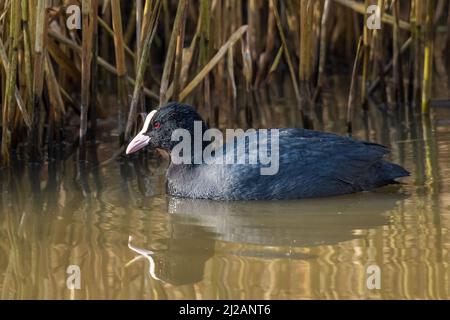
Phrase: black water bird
[{"left": 126, "top": 102, "right": 409, "bottom": 200}]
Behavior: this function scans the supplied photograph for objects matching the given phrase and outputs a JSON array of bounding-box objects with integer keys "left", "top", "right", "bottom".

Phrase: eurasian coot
[{"left": 126, "top": 102, "right": 409, "bottom": 200}]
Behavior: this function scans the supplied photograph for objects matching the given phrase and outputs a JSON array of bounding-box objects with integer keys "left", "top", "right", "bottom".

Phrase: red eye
[{"left": 153, "top": 121, "right": 161, "bottom": 129}]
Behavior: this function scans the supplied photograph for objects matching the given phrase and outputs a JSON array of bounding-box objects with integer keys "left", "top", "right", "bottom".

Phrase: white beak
[
  {"left": 126, "top": 132, "right": 150, "bottom": 154},
  {"left": 126, "top": 110, "right": 157, "bottom": 155}
]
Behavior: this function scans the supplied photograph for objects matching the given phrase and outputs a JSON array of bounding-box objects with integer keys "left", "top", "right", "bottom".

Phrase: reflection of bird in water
[
  {"left": 127, "top": 222, "right": 215, "bottom": 286},
  {"left": 167, "top": 190, "right": 405, "bottom": 248},
  {"left": 128, "top": 190, "right": 405, "bottom": 286},
  {"left": 127, "top": 236, "right": 162, "bottom": 282}
]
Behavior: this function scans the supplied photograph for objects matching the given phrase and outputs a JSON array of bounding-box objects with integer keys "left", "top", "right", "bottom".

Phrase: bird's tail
[{"left": 366, "top": 160, "right": 410, "bottom": 189}]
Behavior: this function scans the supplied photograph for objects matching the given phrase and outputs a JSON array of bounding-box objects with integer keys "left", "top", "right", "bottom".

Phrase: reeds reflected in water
[{"left": 1, "top": 88, "right": 450, "bottom": 299}]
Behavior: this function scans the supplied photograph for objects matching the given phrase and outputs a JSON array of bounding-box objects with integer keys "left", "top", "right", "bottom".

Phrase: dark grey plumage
[
  {"left": 130, "top": 102, "right": 410, "bottom": 200},
  {"left": 166, "top": 128, "right": 409, "bottom": 200}
]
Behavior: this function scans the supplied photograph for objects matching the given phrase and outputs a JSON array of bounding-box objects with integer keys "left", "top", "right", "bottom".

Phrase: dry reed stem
[
  {"left": 334, "top": 0, "right": 411, "bottom": 30},
  {"left": 317, "top": 0, "right": 331, "bottom": 92},
  {"left": 79, "top": 0, "right": 95, "bottom": 160},
  {"left": 1, "top": 0, "right": 20, "bottom": 165},
  {"left": 125, "top": 0, "right": 162, "bottom": 141},
  {"left": 30, "top": 0, "right": 49, "bottom": 162},
  {"left": 47, "top": 29, "right": 158, "bottom": 100},
  {"left": 347, "top": 36, "right": 364, "bottom": 135},
  {"left": 392, "top": 0, "right": 404, "bottom": 107},
  {"left": 160, "top": 0, "right": 188, "bottom": 106},
  {"left": 421, "top": 0, "right": 435, "bottom": 113},
  {"left": 111, "top": 0, "right": 129, "bottom": 142},
  {"left": 179, "top": 25, "right": 248, "bottom": 101},
  {"left": 0, "top": 38, "right": 31, "bottom": 128},
  {"left": 270, "top": 0, "right": 301, "bottom": 111},
  {"left": 98, "top": 16, "right": 136, "bottom": 60},
  {"left": 172, "top": 1, "right": 188, "bottom": 101}
]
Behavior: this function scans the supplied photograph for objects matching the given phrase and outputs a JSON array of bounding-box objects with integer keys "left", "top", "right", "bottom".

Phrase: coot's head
[{"left": 126, "top": 102, "right": 207, "bottom": 154}]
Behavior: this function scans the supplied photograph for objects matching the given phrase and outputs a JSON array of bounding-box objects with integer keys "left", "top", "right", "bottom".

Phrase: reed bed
[{"left": 0, "top": 0, "right": 449, "bottom": 166}]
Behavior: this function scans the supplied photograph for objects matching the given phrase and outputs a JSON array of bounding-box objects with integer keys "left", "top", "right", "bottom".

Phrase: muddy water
[{"left": 1, "top": 88, "right": 450, "bottom": 299}]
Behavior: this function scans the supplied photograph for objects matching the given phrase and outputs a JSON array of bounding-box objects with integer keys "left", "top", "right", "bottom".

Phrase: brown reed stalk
[
  {"left": 98, "top": 17, "right": 136, "bottom": 61},
  {"left": 372, "top": 0, "right": 390, "bottom": 106},
  {"left": 111, "top": 0, "right": 129, "bottom": 144},
  {"left": 227, "top": 45, "right": 237, "bottom": 125},
  {"left": 47, "top": 29, "right": 158, "bottom": 100},
  {"left": 125, "top": 0, "right": 162, "bottom": 141},
  {"left": 347, "top": 37, "right": 364, "bottom": 135},
  {"left": 140, "top": 0, "right": 154, "bottom": 45},
  {"left": 47, "top": 35, "right": 83, "bottom": 79},
  {"left": 368, "top": 0, "right": 384, "bottom": 94},
  {"left": 421, "top": 0, "right": 435, "bottom": 114},
  {"left": 162, "top": 0, "right": 171, "bottom": 51},
  {"left": 135, "top": 0, "right": 145, "bottom": 115},
  {"left": 368, "top": 37, "right": 412, "bottom": 95},
  {"left": 316, "top": 0, "right": 331, "bottom": 98},
  {"left": 179, "top": 25, "right": 248, "bottom": 101},
  {"left": 0, "top": 38, "right": 31, "bottom": 128},
  {"left": 392, "top": 0, "right": 404, "bottom": 107},
  {"left": 79, "top": 0, "right": 95, "bottom": 161},
  {"left": 241, "top": 27, "right": 253, "bottom": 93},
  {"left": 136, "top": 0, "right": 143, "bottom": 62},
  {"left": 172, "top": 1, "right": 188, "bottom": 101},
  {"left": 299, "top": 0, "right": 313, "bottom": 83},
  {"left": 160, "top": 0, "right": 188, "bottom": 106},
  {"left": 90, "top": 0, "right": 99, "bottom": 142},
  {"left": 212, "top": 0, "right": 225, "bottom": 125},
  {"left": 299, "top": 0, "right": 314, "bottom": 127},
  {"left": 268, "top": 46, "right": 283, "bottom": 79},
  {"left": 255, "top": 5, "right": 276, "bottom": 87},
  {"left": 21, "top": 0, "right": 33, "bottom": 118},
  {"left": 199, "top": 0, "right": 212, "bottom": 122},
  {"left": 270, "top": 0, "right": 302, "bottom": 121},
  {"left": 360, "top": 0, "right": 370, "bottom": 109},
  {"left": 1, "top": 0, "right": 20, "bottom": 166},
  {"left": 44, "top": 54, "right": 65, "bottom": 153},
  {"left": 163, "top": 10, "right": 203, "bottom": 101},
  {"left": 123, "top": 1, "right": 136, "bottom": 46},
  {"left": 30, "top": 0, "right": 48, "bottom": 163}
]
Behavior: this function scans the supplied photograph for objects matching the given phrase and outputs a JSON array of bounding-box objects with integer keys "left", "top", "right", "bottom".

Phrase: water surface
[{"left": 1, "top": 88, "right": 450, "bottom": 299}]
